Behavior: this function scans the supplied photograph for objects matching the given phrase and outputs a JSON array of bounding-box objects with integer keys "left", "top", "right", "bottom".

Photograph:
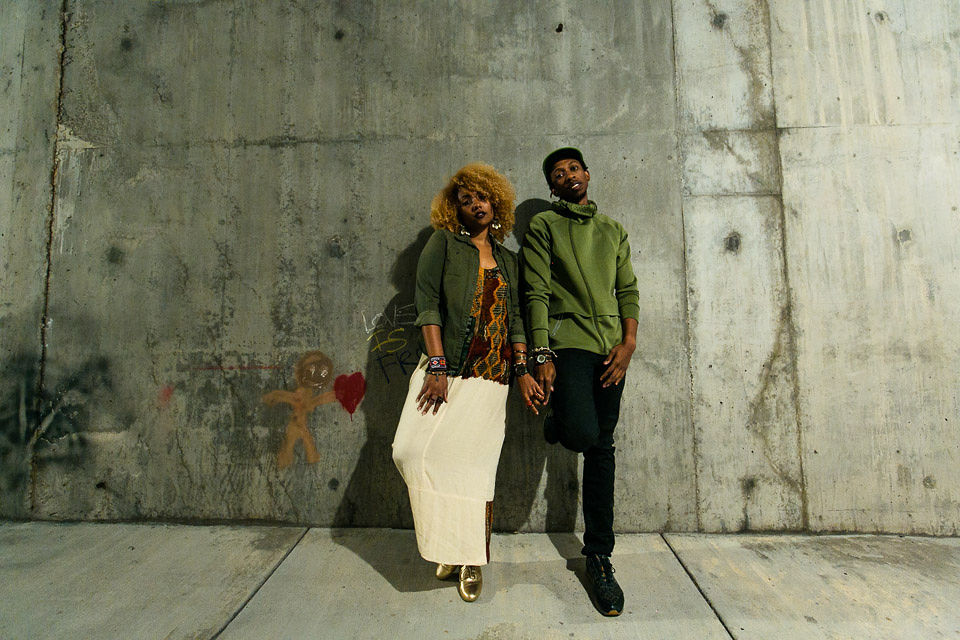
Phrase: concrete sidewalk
[{"left": 2, "top": 522, "right": 958, "bottom": 639}]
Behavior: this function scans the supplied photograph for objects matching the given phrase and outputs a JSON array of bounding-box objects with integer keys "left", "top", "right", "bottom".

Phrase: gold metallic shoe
[
  {"left": 458, "top": 565, "right": 482, "bottom": 602},
  {"left": 436, "top": 563, "right": 458, "bottom": 580}
]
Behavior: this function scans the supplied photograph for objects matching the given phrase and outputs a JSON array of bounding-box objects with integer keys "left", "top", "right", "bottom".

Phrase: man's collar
[{"left": 552, "top": 199, "right": 597, "bottom": 218}]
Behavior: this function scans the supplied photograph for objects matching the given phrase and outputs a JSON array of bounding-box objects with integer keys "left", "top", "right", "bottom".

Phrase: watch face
[
  {"left": 534, "top": 353, "right": 548, "bottom": 365},
  {"left": 514, "top": 364, "right": 528, "bottom": 377}
]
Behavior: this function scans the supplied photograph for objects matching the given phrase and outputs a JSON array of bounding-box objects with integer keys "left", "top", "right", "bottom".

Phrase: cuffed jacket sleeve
[
  {"left": 414, "top": 229, "right": 446, "bottom": 328},
  {"left": 520, "top": 214, "right": 553, "bottom": 349},
  {"left": 615, "top": 225, "right": 640, "bottom": 321}
]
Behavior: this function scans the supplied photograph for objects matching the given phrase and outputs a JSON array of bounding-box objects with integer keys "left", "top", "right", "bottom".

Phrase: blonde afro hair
[{"left": 430, "top": 163, "right": 516, "bottom": 243}]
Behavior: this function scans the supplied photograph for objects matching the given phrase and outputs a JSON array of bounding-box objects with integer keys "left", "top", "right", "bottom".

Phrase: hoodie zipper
[{"left": 567, "top": 218, "right": 606, "bottom": 353}]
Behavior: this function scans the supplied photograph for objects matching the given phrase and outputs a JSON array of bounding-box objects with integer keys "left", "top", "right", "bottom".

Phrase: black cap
[
  {"left": 543, "top": 147, "right": 587, "bottom": 186},
  {"left": 542, "top": 147, "right": 587, "bottom": 185}
]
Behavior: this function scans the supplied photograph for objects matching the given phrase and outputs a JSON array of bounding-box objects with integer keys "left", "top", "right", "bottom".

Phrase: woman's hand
[
  {"left": 518, "top": 374, "right": 544, "bottom": 415},
  {"left": 534, "top": 361, "right": 556, "bottom": 406},
  {"left": 416, "top": 373, "right": 448, "bottom": 415}
]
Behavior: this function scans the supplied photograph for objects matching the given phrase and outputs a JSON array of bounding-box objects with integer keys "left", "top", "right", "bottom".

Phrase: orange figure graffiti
[{"left": 263, "top": 351, "right": 336, "bottom": 469}]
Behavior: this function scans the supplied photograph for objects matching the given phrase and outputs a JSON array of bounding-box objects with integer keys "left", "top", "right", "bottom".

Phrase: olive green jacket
[
  {"left": 414, "top": 229, "right": 526, "bottom": 375},
  {"left": 521, "top": 199, "right": 640, "bottom": 355}
]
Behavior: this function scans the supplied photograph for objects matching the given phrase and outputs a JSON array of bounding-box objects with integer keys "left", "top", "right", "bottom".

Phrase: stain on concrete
[
  {"left": 334, "top": 28, "right": 345, "bottom": 40},
  {"left": 923, "top": 476, "right": 936, "bottom": 489},
  {"left": 725, "top": 231, "right": 741, "bottom": 253},
  {"left": 119, "top": 37, "right": 133, "bottom": 51},
  {"left": 105, "top": 246, "right": 124, "bottom": 265},
  {"left": 1, "top": 352, "right": 111, "bottom": 516},
  {"left": 327, "top": 234, "right": 346, "bottom": 258},
  {"left": 799, "top": 536, "right": 960, "bottom": 580},
  {"left": 744, "top": 306, "right": 805, "bottom": 508},
  {"left": 703, "top": 0, "right": 775, "bottom": 128},
  {"left": 328, "top": 477, "right": 339, "bottom": 490},
  {"left": 897, "top": 228, "right": 912, "bottom": 243}
]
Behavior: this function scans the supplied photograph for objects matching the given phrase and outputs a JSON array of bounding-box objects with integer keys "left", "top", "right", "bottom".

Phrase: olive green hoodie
[{"left": 521, "top": 199, "right": 639, "bottom": 355}]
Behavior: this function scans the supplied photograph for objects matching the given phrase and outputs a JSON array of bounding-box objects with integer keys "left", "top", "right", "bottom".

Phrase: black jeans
[{"left": 550, "top": 348, "right": 624, "bottom": 557}]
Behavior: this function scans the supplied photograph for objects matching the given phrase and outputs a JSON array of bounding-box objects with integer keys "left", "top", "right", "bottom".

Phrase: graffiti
[
  {"left": 157, "top": 385, "right": 174, "bottom": 408},
  {"left": 362, "top": 303, "right": 420, "bottom": 384},
  {"left": 1, "top": 354, "right": 110, "bottom": 500},
  {"left": 370, "top": 347, "right": 419, "bottom": 384},
  {"left": 263, "top": 351, "right": 366, "bottom": 469},
  {"left": 334, "top": 372, "right": 365, "bottom": 417},
  {"left": 367, "top": 327, "right": 408, "bottom": 354},
  {"left": 361, "top": 303, "right": 416, "bottom": 335}
]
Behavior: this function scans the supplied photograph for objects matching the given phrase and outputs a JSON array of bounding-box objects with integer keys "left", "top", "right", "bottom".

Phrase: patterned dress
[{"left": 462, "top": 267, "right": 512, "bottom": 385}]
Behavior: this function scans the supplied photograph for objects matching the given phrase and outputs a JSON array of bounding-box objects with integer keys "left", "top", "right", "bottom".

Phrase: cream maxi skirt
[{"left": 391, "top": 358, "right": 508, "bottom": 567}]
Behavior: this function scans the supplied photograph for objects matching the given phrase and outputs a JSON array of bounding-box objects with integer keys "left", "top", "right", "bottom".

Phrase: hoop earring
[{"left": 459, "top": 224, "right": 471, "bottom": 236}]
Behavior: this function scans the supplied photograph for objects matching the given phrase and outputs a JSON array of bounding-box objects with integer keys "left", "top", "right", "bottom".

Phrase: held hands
[
  {"left": 533, "top": 361, "right": 556, "bottom": 407},
  {"left": 416, "top": 373, "right": 448, "bottom": 415},
  {"left": 601, "top": 339, "right": 635, "bottom": 388},
  {"left": 518, "top": 374, "right": 545, "bottom": 415}
]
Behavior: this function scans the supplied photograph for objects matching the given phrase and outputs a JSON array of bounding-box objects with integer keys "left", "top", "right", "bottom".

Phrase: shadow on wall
[
  {"left": 0, "top": 352, "right": 111, "bottom": 518},
  {"left": 333, "top": 226, "right": 434, "bottom": 531}
]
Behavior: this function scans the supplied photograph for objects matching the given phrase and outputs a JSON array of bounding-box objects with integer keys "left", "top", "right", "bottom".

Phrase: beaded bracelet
[{"left": 426, "top": 355, "right": 448, "bottom": 376}]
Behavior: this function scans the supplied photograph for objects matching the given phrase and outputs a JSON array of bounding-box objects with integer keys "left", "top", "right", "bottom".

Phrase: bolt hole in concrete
[
  {"left": 556, "top": 23, "right": 563, "bottom": 33},
  {"left": 874, "top": 11, "right": 888, "bottom": 22},
  {"left": 725, "top": 231, "right": 741, "bottom": 253},
  {"left": 334, "top": 28, "right": 345, "bottom": 40},
  {"left": 711, "top": 12, "right": 727, "bottom": 29}
]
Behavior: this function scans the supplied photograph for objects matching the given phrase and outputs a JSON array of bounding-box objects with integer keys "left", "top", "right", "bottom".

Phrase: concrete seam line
[
  {"left": 661, "top": 534, "right": 736, "bottom": 639},
  {"left": 209, "top": 526, "right": 310, "bottom": 639},
  {"left": 759, "top": 0, "right": 810, "bottom": 531},
  {"left": 34, "top": 0, "right": 72, "bottom": 515},
  {"left": 669, "top": 0, "right": 702, "bottom": 532}
]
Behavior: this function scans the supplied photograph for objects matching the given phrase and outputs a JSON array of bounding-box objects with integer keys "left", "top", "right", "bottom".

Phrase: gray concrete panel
[
  {"left": 680, "top": 130, "right": 780, "bottom": 196},
  {"left": 60, "top": 0, "right": 676, "bottom": 147},
  {"left": 674, "top": 0, "right": 775, "bottom": 131},
  {"left": 0, "top": 521, "right": 305, "bottom": 640},
  {"left": 770, "top": 1, "right": 960, "bottom": 128},
  {"left": 219, "top": 530, "right": 729, "bottom": 640},
  {"left": 34, "top": 126, "right": 692, "bottom": 530},
  {"left": 666, "top": 533, "right": 960, "bottom": 639},
  {"left": 685, "top": 196, "right": 803, "bottom": 532},
  {"left": 781, "top": 125, "right": 960, "bottom": 534},
  {"left": 0, "top": 1, "right": 64, "bottom": 518}
]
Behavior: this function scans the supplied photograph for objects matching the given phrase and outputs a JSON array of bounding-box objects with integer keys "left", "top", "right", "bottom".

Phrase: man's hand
[
  {"left": 601, "top": 340, "right": 635, "bottom": 388},
  {"left": 534, "top": 361, "right": 556, "bottom": 406}
]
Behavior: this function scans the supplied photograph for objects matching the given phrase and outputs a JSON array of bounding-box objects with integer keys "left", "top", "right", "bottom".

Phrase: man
[{"left": 521, "top": 147, "right": 639, "bottom": 616}]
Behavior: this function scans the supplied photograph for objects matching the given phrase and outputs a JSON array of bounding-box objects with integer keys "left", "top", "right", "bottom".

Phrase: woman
[{"left": 392, "top": 163, "right": 542, "bottom": 602}]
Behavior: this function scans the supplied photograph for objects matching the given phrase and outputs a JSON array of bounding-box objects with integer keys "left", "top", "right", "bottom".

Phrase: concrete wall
[{"left": 1, "top": 0, "right": 957, "bottom": 534}]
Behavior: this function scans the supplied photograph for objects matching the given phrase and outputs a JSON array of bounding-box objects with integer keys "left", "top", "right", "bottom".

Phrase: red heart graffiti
[{"left": 334, "top": 372, "right": 366, "bottom": 417}]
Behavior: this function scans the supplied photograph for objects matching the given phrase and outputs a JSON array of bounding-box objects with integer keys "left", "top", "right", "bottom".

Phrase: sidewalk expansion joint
[
  {"left": 661, "top": 534, "right": 736, "bottom": 640},
  {"left": 209, "top": 526, "right": 310, "bottom": 639}
]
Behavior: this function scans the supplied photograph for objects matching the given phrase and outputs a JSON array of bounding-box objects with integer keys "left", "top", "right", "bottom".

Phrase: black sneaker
[
  {"left": 543, "top": 416, "right": 559, "bottom": 445},
  {"left": 586, "top": 554, "right": 624, "bottom": 616}
]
